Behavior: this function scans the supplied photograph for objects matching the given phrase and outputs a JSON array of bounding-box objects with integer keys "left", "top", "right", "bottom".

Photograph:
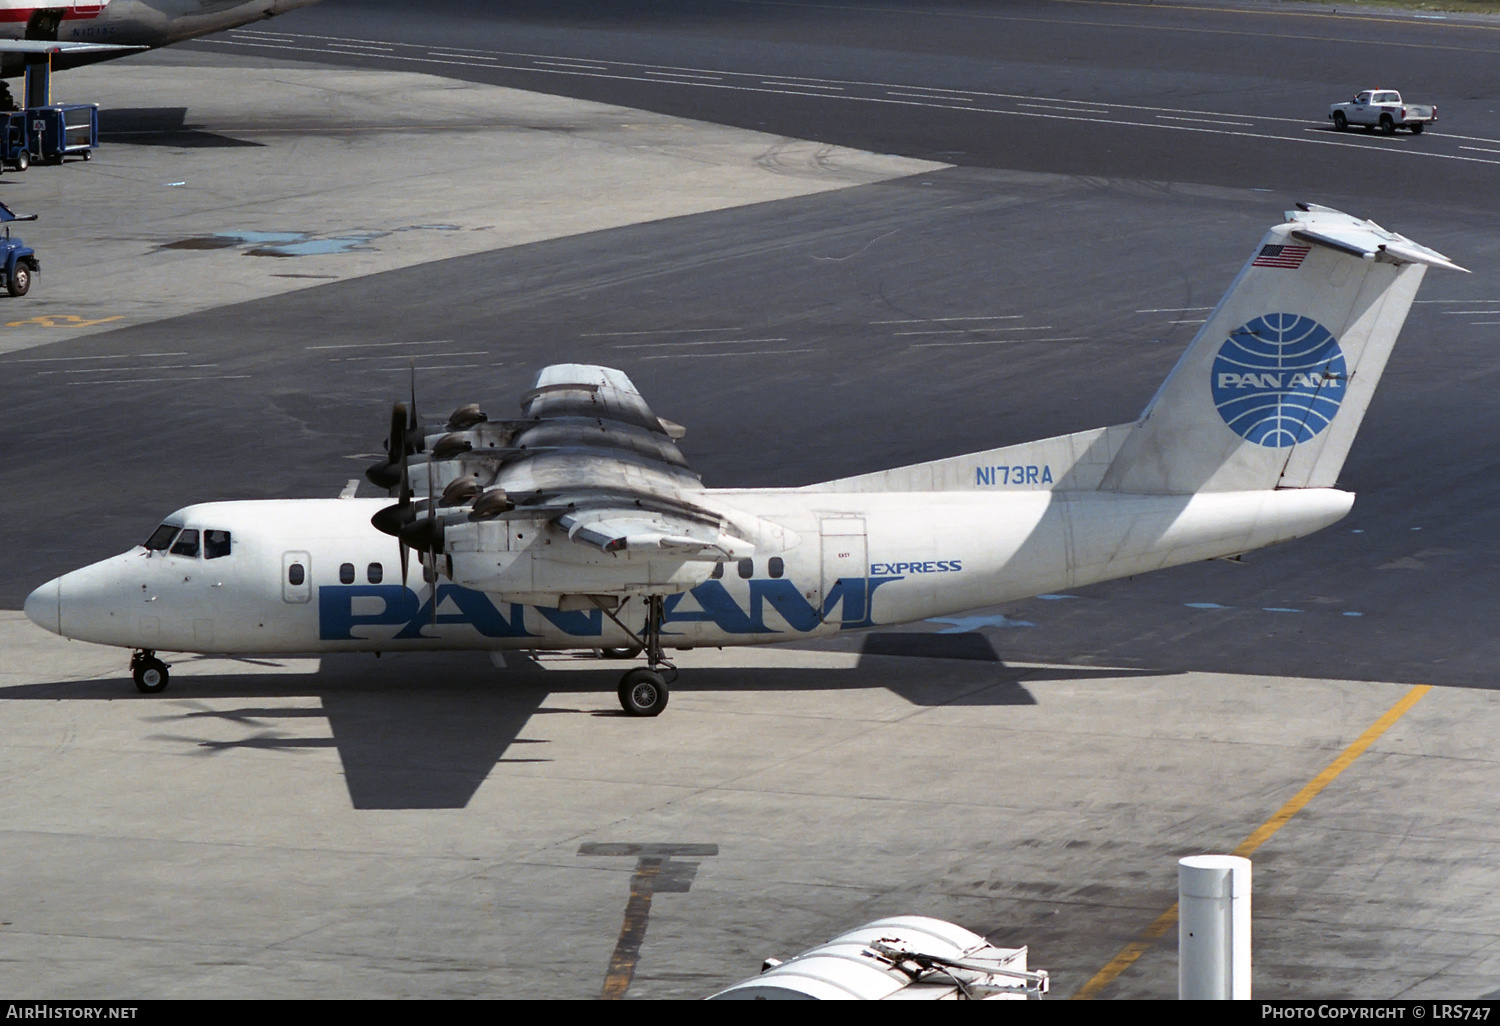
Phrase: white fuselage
[{"left": 24, "top": 487, "right": 1354, "bottom": 656}]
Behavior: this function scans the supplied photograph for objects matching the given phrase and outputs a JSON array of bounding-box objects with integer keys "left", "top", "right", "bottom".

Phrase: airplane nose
[{"left": 24, "top": 578, "right": 60, "bottom": 635}]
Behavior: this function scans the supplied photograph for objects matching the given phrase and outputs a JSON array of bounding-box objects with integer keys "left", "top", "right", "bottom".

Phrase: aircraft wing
[
  {"left": 498, "top": 363, "right": 703, "bottom": 498},
  {"left": 382, "top": 364, "right": 758, "bottom": 564},
  {"left": 0, "top": 40, "right": 146, "bottom": 57}
]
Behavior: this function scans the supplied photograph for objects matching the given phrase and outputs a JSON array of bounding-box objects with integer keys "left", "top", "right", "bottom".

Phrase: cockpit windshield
[
  {"left": 170, "top": 529, "right": 200, "bottom": 558},
  {"left": 204, "top": 530, "right": 231, "bottom": 559},
  {"left": 143, "top": 524, "right": 181, "bottom": 551}
]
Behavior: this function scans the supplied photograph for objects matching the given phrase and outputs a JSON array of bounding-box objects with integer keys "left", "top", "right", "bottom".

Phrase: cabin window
[
  {"left": 367, "top": 562, "right": 383, "bottom": 584},
  {"left": 768, "top": 556, "right": 784, "bottom": 578},
  {"left": 288, "top": 563, "right": 305, "bottom": 586},
  {"left": 144, "top": 524, "right": 180, "bottom": 551},
  {"left": 737, "top": 557, "right": 753, "bottom": 579},
  {"left": 338, "top": 562, "right": 355, "bottom": 584},
  {"left": 169, "top": 529, "right": 200, "bottom": 558},
  {"left": 204, "top": 530, "right": 231, "bottom": 559},
  {"left": 710, "top": 561, "right": 723, "bottom": 579}
]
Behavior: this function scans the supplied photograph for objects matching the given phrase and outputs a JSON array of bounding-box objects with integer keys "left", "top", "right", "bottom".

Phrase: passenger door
[
  {"left": 819, "top": 517, "right": 868, "bottom": 625},
  {"left": 282, "top": 551, "right": 311, "bottom": 604}
]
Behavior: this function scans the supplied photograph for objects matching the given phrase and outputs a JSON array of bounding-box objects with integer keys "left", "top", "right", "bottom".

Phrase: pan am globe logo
[{"left": 1211, "top": 313, "right": 1347, "bottom": 448}]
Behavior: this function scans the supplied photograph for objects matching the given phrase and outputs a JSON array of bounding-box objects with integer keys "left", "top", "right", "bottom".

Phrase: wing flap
[{"left": 559, "top": 508, "right": 753, "bottom": 560}]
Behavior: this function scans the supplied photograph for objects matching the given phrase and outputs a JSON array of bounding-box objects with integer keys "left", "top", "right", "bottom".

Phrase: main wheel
[
  {"left": 1380, "top": 114, "right": 1395, "bottom": 135},
  {"left": 1410, "top": 122, "right": 1424, "bottom": 135},
  {"left": 600, "top": 644, "right": 644, "bottom": 660},
  {"left": 8, "top": 264, "right": 30, "bottom": 297},
  {"left": 1332, "top": 112, "right": 1347, "bottom": 131},
  {"left": 618, "top": 668, "right": 668, "bottom": 717},
  {"left": 15, "top": 151, "right": 27, "bottom": 172},
  {"left": 132, "top": 656, "right": 169, "bottom": 694}
]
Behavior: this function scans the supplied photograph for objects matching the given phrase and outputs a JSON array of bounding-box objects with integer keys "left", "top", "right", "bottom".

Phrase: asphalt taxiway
[{"left": 3, "top": 0, "right": 1500, "bottom": 1000}]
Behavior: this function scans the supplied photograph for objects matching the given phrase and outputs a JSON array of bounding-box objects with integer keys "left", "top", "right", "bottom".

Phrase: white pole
[{"left": 1178, "top": 854, "right": 1251, "bottom": 999}]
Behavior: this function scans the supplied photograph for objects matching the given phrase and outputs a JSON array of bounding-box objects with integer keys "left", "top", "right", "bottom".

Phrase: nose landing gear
[{"left": 131, "top": 650, "right": 169, "bottom": 693}]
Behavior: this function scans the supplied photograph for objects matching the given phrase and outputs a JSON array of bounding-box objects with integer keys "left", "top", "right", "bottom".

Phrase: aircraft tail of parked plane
[{"left": 23, "top": 206, "right": 1465, "bottom": 716}]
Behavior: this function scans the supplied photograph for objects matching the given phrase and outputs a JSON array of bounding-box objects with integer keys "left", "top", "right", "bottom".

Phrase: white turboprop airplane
[
  {"left": 23, "top": 205, "right": 1464, "bottom": 716},
  {"left": 0, "top": 0, "right": 321, "bottom": 95}
]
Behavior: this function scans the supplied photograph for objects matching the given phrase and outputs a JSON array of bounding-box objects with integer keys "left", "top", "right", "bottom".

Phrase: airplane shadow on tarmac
[
  {"left": 98, "top": 107, "right": 263, "bottom": 148},
  {"left": 1, "top": 634, "right": 1162, "bottom": 810}
]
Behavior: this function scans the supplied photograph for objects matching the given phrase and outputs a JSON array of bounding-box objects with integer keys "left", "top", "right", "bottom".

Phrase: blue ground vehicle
[
  {"left": 0, "top": 104, "right": 99, "bottom": 173},
  {"left": 0, "top": 200, "right": 39, "bottom": 296},
  {"left": 0, "top": 112, "right": 30, "bottom": 172}
]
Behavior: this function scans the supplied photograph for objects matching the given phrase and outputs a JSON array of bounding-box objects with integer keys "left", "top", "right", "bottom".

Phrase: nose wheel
[{"left": 131, "top": 651, "right": 169, "bottom": 694}]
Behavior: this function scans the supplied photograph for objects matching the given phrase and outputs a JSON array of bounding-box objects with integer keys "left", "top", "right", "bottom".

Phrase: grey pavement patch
[
  {"left": 579, "top": 844, "right": 719, "bottom": 1000},
  {"left": 0, "top": 61, "right": 942, "bottom": 355},
  {"left": 6, "top": 613, "right": 1500, "bottom": 997}
]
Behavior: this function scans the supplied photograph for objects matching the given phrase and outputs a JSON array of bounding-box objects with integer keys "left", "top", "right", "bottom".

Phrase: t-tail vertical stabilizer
[{"left": 1100, "top": 205, "right": 1465, "bottom": 495}]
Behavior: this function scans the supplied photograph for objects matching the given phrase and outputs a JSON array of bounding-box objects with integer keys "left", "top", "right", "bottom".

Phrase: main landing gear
[
  {"left": 131, "top": 650, "right": 169, "bottom": 693},
  {"left": 595, "top": 595, "right": 675, "bottom": 717}
]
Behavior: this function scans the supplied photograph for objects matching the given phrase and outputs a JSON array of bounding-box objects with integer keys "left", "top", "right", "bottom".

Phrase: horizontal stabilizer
[{"left": 1290, "top": 204, "right": 1467, "bottom": 272}]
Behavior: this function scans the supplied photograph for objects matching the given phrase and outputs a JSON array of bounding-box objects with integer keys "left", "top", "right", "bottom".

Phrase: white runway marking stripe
[
  {"left": 367, "top": 364, "right": 485, "bottom": 371},
  {"left": 765, "top": 80, "right": 843, "bottom": 90},
  {"left": 644, "top": 70, "right": 723, "bottom": 81},
  {"left": 887, "top": 91, "right": 972, "bottom": 102},
  {"left": 51, "top": 364, "right": 217, "bottom": 374},
  {"left": 872, "top": 314, "right": 1022, "bottom": 323},
  {"left": 306, "top": 340, "right": 453, "bottom": 350},
  {"left": 641, "top": 348, "right": 813, "bottom": 359},
  {"left": 580, "top": 327, "right": 744, "bottom": 337},
  {"left": 1156, "top": 114, "right": 1253, "bottom": 127},
  {"left": 332, "top": 352, "right": 489, "bottom": 360},
  {"left": 68, "top": 375, "right": 251, "bottom": 385},
  {"left": 1019, "top": 102, "right": 1110, "bottom": 114},
  {"left": 894, "top": 326, "right": 1052, "bottom": 335},
  {"left": 12, "top": 352, "right": 188, "bottom": 363},
  {"left": 910, "top": 336, "right": 1088, "bottom": 347},
  {"left": 612, "top": 338, "right": 788, "bottom": 349}
]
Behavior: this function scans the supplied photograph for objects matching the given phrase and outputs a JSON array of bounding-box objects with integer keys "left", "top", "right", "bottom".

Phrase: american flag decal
[{"left": 1253, "top": 244, "right": 1312, "bottom": 269}]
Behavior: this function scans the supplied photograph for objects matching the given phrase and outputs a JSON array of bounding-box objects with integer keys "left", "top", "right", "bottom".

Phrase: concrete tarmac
[
  {"left": 4, "top": 3, "right": 1500, "bottom": 1001},
  {"left": 5, "top": 613, "right": 1500, "bottom": 999},
  {"left": 0, "top": 51, "right": 939, "bottom": 353}
]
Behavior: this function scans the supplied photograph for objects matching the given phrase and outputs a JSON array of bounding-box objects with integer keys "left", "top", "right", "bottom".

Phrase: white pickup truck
[{"left": 1329, "top": 90, "right": 1436, "bottom": 134}]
